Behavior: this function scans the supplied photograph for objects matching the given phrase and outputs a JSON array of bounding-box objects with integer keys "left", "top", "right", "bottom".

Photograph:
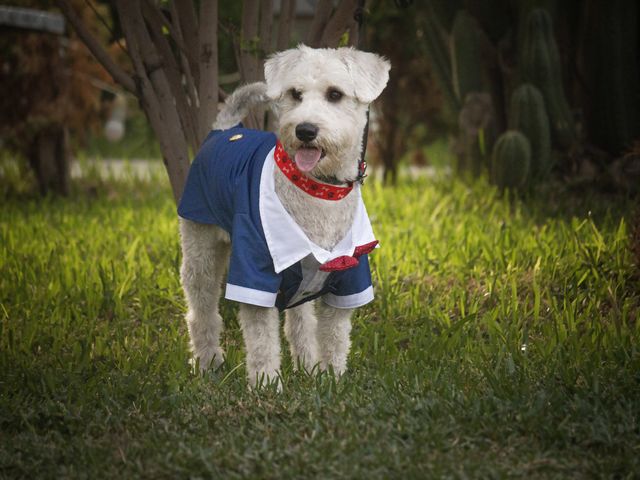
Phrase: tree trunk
[
  {"left": 116, "top": 0, "right": 192, "bottom": 203},
  {"left": 29, "top": 126, "right": 70, "bottom": 196}
]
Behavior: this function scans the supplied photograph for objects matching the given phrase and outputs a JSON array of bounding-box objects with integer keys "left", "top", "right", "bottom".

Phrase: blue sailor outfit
[{"left": 178, "top": 125, "right": 377, "bottom": 311}]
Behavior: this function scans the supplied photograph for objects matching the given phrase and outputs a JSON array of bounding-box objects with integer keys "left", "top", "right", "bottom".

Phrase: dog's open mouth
[{"left": 294, "top": 146, "right": 325, "bottom": 172}]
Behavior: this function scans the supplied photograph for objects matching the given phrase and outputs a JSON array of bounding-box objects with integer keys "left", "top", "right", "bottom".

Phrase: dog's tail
[{"left": 213, "top": 82, "right": 270, "bottom": 130}]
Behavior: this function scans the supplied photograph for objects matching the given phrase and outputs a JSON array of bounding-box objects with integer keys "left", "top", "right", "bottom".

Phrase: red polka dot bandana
[{"left": 274, "top": 141, "right": 354, "bottom": 201}]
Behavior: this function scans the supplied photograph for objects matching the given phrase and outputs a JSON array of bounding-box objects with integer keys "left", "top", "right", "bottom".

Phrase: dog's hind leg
[
  {"left": 284, "top": 302, "right": 320, "bottom": 373},
  {"left": 238, "top": 304, "right": 281, "bottom": 388},
  {"left": 180, "top": 219, "right": 230, "bottom": 372},
  {"left": 316, "top": 303, "right": 353, "bottom": 376}
]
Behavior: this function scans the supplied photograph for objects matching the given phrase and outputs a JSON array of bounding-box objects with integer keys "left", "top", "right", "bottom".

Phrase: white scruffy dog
[{"left": 179, "top": 45, "right": 390, "bottom": 387}]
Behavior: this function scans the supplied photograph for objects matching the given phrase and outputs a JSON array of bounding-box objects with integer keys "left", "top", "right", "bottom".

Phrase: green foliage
[
  {"left": 1, "top": 174, "right": 639, "bottom": 477},
  {"left": 520, "top": 8, "right": 575, "bottom": 149},
  {"left": 509, "top": 83, "right": 552, "bottom": 180},
  {"left": 491, "top": 130, "right": 531, "bottom": 190}
]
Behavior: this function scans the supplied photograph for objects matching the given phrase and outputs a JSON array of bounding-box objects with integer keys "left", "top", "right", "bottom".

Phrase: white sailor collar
[{"left": 259, "top": 146, "right": 377, "bottom": 274}]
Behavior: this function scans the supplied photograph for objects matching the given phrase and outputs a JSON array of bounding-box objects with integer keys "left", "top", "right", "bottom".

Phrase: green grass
[{"left": 1, "top": 171, "right": 639, "bottom": 478}]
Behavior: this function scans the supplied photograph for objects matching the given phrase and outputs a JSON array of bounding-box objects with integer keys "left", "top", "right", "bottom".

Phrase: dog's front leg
[
  {"left": 284, "top": 302, "right": 320, "bottom": 372},
  {"left": 238, "top": 304, "right": 281, "bottom": 388},
  {"left": 316, "top": 302, "right": 353, "bottom": 376}
]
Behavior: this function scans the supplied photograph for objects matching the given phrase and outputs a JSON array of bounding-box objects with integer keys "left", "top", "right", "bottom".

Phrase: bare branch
[
  {"left": 169, "top": 0, "right": 199, "bottom": 123},
  {"left": 240, "top": 0, "right": 260, "bottom": 82},
  {"left": 143, "top": 0, "right": 199, "bottom": 150},
  {"left": 320, "top": 0, "right": 359, "bottom": 47},
  {"left": 276, "top": 0, "right": 295, "bottom": 51},
  {"left": 348, "top": 0, "right": 366, "bottom": 47},
  {"left": 259, "top": 0, "right": 273, "bottom": 57},
  {"left": 57, "top": 0, "right": 136, "bottom": 93},
  {"left": 175, "top": 0, "right": 200, "bottom": 85},
  {"left": 348, "top": 19, "right": 359, "bottom": 47},
  {"left": 198, "top": 0, "right": 219, "bottom": 141},
  {"left": 307, "top": 0, "right": 333, "bottom": 47},
  {"left": 82, "top": 0, "right": 129, "bottom": 57},
  {"left": 116, "top": 0, "right": 190, "bottom": 202},
  {"left": 142, "top": 0, "right": 188, "bottom": 54}
]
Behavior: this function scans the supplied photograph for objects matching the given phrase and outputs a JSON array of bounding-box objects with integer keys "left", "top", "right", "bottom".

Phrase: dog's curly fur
[{"left": 180, "top": 45, "right": 390, "bottom": 387}]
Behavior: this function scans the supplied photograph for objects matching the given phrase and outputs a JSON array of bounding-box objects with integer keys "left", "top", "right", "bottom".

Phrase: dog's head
[{"left": 264, "top": 45, "right": 390, "bottom": 182}]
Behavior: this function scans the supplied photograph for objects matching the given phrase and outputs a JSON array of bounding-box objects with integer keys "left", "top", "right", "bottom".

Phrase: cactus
[
  {"left": 509, "top": 84, "right": 552, "bottom": 180},
  {"left": 451, "top": 10, "right": 487, "bottom": 103},
  {"left": 520, "top": 8, "right": 574, "bottom": 149},
  {"left": 450, "top": 11, "right": 498, "bottom": 176},
  {"left": 420, "top": 4, "right": 460, "bottom": 113},
  {"left": 457, "top": 92, "right": 494, "bottom": 175},
  {"left": 491, "top": 131, "right": 531, "bottom": 190}
]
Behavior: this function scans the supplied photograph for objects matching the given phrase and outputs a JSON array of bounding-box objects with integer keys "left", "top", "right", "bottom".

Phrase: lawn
[{"left": 1, "top": 170, "right": 639, "bottom": 478}]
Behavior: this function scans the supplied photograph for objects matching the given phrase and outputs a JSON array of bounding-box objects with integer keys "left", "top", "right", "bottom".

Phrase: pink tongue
[{"left": 294, "top": 148, "right": 322, "bottom": 172}]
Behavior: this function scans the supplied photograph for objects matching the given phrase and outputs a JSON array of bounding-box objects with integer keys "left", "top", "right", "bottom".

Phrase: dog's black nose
[{"left": 295, "top": 123, "right": 319, "bottom": 142}]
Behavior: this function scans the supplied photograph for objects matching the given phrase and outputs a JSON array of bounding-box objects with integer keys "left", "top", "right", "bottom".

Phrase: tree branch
[
  {"left": 116, "top": 0, "right": 190, "bottom": 202},
  {"left": 169, "top": 0, "right": 199, "bottom": 123},
  {"left": 277, "top": 0, "right": 295, "bottom": 50},
  {"left": 57, "top": 0, "right": 136, "bottom": 93},
  {"left": 175, "top": 0, "right": 200, "bottom": 85},
  {"left": 240, "top": 0, "right": 260, "bottom": 82},
  {"left": 198, "top": 0, "right": 219, "bottom": 141},
  {"left": 307, "top": 0, "right": 333, "bottom": 47},
  {"left": 259, "top": 0, "right": 273, "bottom": 58},
  {"left": 142, "top": 0, "right": 189, "bottom": 54},
  {"left": 143, "top": 0, "right": 199, "bottom": 150},
  {"left": 320, "top": 0, "right": 359, "bottom": 47},
  {"left": 239, "top": 0, "right": 262, "bottom": 129},
  {"left": 348, "top": 21, "right": 359, "bottom": 47}
]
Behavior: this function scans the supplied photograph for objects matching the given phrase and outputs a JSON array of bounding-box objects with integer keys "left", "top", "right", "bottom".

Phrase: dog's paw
[
  {"left": 319, "top": 360, "right": 347, "bottom": 378},
  {"left": 190, "top": 347, "right": 225, "bottom": 373},
  {"left": 247, "top": 370, "right": 283, "bottom": 392}
]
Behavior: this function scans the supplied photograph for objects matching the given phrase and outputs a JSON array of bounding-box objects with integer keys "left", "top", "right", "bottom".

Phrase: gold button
[{"left": 229, "top": 134, "right": 243, "bottom": 141}]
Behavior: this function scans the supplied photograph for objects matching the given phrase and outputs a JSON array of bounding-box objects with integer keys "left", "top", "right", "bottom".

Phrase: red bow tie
[{"left": 319, "top": 240, "right": 379, "bottom": 272}]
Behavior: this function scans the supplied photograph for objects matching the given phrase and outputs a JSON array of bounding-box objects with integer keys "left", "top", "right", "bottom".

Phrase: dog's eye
[
  {"left": 290, "top": 88, "right": 303, "bottom": 101},
  {"left": 327, "top": 88, "right": 344, "bottom": 102}
]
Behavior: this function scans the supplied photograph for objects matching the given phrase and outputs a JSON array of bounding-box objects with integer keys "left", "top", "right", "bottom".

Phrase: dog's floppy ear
[
  {"left": 339, "top": 48, "right": 391, "bottom": 103},
  {"left": 264, "top": 48, "right": 303, "bottom": 99}
]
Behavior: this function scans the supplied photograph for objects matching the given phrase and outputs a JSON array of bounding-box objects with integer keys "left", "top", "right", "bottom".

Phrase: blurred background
[{"left": 1, "top": 0, "right": 639, "bottom": 198}]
